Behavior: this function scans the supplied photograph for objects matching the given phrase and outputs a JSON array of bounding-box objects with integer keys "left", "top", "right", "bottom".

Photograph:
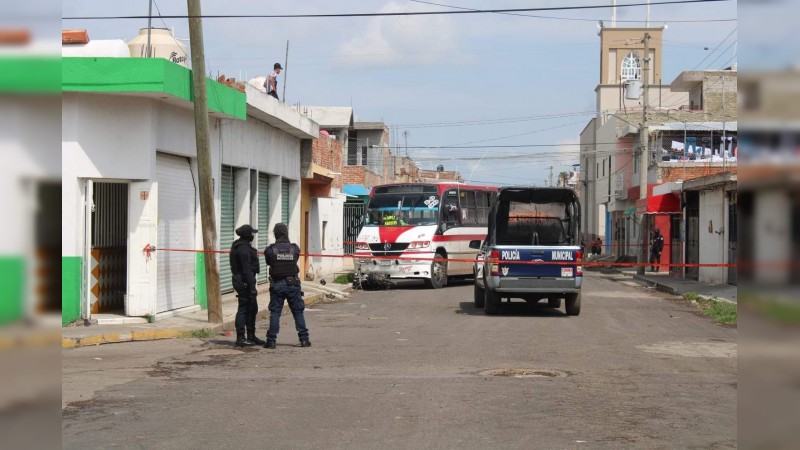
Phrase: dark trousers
[
  {"left": 234, "top": 290, "right": 258, "bottom": 337},
  {"left": 266, "top": 281, "right": 309, "bottom": 342},
  {"left": 267, "top": 90, "right": 279, "bottom": 100},
  {"left": 649, "top": 252, "right": 661, "bottom": 271}
]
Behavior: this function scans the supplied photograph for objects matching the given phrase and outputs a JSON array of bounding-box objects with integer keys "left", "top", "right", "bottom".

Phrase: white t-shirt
[{"left": 265, "top": 71, "right": 279, "bottom": 93}]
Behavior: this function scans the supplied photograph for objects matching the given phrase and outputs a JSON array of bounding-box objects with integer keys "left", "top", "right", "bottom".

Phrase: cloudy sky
[{"left": 62, "top": 0, "right": 738, "bottom": 186}]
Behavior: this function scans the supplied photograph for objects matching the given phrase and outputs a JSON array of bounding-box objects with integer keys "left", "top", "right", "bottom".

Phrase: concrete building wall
[
  {"left": 307, "top": 194, "right": 346, "bottom": 279},
  {"left": 596, "top": 85, "right": 682, "bottom": 114},
  {"left": 599, "top": 27, "right": 663, "bottom": 86}
]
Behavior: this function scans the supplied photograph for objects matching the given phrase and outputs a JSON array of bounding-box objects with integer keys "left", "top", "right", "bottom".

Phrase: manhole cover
[{"left": 479, "top": 368, "right": 569, "bottom": 378}]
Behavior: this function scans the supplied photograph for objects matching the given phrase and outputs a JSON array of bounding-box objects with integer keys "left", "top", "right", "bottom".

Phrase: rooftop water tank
[
  {"left": 625, "top": 80, "right": 642, "bottom": 100},
  {"left": 128, "top": 28, "right": 189, "bottom": 68}
]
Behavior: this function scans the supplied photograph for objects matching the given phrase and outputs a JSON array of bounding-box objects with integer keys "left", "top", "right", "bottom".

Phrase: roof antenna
[{"left": 611, "top": 0, "right": 616, "bottom": 27}]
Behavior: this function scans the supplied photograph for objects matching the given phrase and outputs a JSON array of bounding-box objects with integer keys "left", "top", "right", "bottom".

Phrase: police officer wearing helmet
[
  {"left": 230, "top": 224, "right": 265, "bottom": 347},
  {"left": 263, "top": 223, "right": 310, "bottom": 349}
]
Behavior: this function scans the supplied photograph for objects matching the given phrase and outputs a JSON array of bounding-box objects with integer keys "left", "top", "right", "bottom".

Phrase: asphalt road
[{"left": 62, "top": 272, "right": 737, "bottom": 449}]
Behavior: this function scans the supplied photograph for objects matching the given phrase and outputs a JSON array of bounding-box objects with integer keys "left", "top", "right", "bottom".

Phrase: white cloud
[{"left": 336, "top": 1, "right": 461, "bottom": 68}]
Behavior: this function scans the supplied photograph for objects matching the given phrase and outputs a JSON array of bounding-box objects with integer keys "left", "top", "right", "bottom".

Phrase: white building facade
[{"left": 62, "top": 56, "right": 317, "bottom": 324}]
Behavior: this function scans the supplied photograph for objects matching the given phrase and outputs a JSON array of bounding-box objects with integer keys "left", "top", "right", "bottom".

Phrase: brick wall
[
  {"left": 312, "top": 134, "right": 344, "bottom": 189},
  {"left": 658, "top": 163, "right": 737, "bottom": 183},
  {"left": 341, "top": 165, "right": 386, "bottom": 189}
]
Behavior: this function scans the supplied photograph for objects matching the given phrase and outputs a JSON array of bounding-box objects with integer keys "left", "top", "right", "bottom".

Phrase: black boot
[
  {"left": 248, "top": 333, "right": 266, "bottom": 346},
  {"left": 235, "top": 334, "right": 256, "bottom": 347},
  {"left": 299, "top": 339, "right": 311, "bottom": 348},
  {"left": 264, "top": 340, "right": 276, "bottom": 349}
]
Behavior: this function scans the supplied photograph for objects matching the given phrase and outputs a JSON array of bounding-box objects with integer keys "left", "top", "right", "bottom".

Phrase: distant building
[{"left": 580, "top": 24, "right": 737, "bottom": 278}]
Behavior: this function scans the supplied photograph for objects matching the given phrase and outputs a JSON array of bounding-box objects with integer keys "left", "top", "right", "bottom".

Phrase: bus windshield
[{"left": 365, "top": 193, "right": 441, "bottom": 227}]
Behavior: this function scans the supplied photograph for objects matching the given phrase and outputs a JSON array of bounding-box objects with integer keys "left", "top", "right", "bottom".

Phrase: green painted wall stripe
[
  {"left": 195, "top": 252, "right": 207, "bottom": 310},
  {"left": 0, "top": 57, "right": 61, "bottom": 93},
  {"left": 0, "top": 257, "right": 24, "bottom": 325},
  {"left": 61, "top": 57, "right": 246, "bottom": 120},
  {"left": 62, "top": 257, "right": 82, "bottom": 326}
]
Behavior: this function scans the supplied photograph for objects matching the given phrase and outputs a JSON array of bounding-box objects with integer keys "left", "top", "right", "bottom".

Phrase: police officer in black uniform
[
  {"left": 263, "top": 223, "right": 310, "bottom": 349},
  {"left": 230, "top": 224, "right": 266, "bottom": 347}
]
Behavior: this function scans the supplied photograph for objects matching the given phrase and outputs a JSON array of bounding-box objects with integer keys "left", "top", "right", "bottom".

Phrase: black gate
[
  {"left": 670, "top": 214, "right": 681, "bottom": 275},
  {"left": 686, "top": 206, "right": 700, "bottom": 280},
  {"left": 343, "top": 202, "right": 366, "bottom": 255},
  {"left": 728, "top": 192, "right": 737, "bottom": 285}
]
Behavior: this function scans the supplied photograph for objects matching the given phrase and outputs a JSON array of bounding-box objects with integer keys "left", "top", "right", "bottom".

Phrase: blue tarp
[{"left": 343, "top": 184, "right": 370, "bottom": 196}]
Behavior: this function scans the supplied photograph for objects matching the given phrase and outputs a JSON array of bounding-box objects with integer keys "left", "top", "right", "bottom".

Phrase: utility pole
[
  {"left": 188, "top": 0, "right": 222, "bottom": 323},
  {"left": 637, "top": 32, "right": 651, "bottom": 275},
  {"left": 282, "top": 40, "right": 289, "bottom": 102},
  {"left": 146, "top": 0, "right": 153, "bottom": 57},
  {"left": 548, "top": 165, "right": 554, "bottom": 187},
  {"left": 403, "top": 130, "right": 409, "bottom": 157}
]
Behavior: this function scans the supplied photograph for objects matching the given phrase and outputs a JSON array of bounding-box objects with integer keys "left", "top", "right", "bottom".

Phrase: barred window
[{"left": 621, "top": 52, "right": 641, "bottom": 81}]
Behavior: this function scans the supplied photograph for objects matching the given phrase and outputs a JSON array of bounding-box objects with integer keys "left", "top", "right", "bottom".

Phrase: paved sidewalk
[
  {"left": 630, "top": 271, "right": 737, "bottom": 304},
  {"left": 62, "top": 280, "right": 353, "bottom": 349}
]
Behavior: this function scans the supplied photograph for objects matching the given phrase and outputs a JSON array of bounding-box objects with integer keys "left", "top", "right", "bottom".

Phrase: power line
[
  {"left": 63, "top": 0, "right": 732, "bottom": 20},
  {"left": 409, "top": 0, "right": 736, "bottom": 23}
]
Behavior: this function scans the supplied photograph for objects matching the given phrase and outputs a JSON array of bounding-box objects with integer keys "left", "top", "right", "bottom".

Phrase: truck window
[{"left": 496, "top": 201, "right": 570, "bottom": 246}]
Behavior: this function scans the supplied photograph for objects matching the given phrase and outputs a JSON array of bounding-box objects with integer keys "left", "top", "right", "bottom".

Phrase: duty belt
[{"left": 270, "top": 276, "right": 298, "bottom": 284}]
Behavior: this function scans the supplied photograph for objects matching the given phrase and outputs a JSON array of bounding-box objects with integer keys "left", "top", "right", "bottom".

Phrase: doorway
[{"left": 89, "top": 182, "right": 128, "bottom": 314}]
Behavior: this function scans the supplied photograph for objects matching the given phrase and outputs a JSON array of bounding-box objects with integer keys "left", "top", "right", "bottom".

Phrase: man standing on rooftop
[{"left": 264, "top": 62, "right": 282, "bottom": 100}]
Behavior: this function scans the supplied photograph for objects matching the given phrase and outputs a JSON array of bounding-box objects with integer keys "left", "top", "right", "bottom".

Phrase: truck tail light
[
  {"left": 576, "top": 251, "right": 583, "bottom": 276},
  {"left": 489, "top": 250, "right": 500, "bottom": 276}
]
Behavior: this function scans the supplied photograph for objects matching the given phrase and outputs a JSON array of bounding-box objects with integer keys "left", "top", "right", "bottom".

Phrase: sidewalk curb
[
  {"left": 631, "top": 274, "right": 736, "bottom": 304},
  {"left": 62, "top": 292, "right": 330, "bottom": 349}
]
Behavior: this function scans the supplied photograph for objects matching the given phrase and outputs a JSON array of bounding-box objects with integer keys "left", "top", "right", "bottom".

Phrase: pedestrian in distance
[
  {"left": 230, "top": 224, "right": 265, "bottom": 347},
  {"left": 264, "top": 62, "right": 282, "bottom": 100},
  {"left": 263, "top": 223, "right": 310, "bottom": 349},
  {"left": 650, "top": 228, "right": 665, "bottom": 272}
]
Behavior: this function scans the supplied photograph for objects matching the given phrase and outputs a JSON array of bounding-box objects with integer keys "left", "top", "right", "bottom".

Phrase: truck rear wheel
[
  {"left": 474, "top": 282, "right": 485, "bottom": 308},
  {"left": 484, "top": 285, "right": 500, "bottom": 315},
  {"left": 565, "top": 293, "right": 581, "bottom": 316},
  {"left": 547, "top": 297, "right": 561, "bottom": 308}
]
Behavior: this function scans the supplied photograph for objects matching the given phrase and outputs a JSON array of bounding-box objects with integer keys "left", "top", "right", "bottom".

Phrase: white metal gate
[
  {"left": 256, "top": 172, "right": 269, "bottom": 284},
  {"left": 156, "top": 153, "right": 197, "bottom": 313},
  {"left": 219, "top": 166, "right": 236, "bottom": 293},
  {"left": 281, "top": 178, "right": 290, "bottom": 226}
]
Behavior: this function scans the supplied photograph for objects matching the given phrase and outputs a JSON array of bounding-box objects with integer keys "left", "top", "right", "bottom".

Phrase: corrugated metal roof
[{"left": 650, "top": 121, "right": 737, "bottom": 132}]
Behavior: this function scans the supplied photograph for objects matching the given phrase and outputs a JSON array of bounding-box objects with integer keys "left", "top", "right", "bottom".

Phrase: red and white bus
[{"left": 354, "top": 182, "right": 498, "bottom": 288}]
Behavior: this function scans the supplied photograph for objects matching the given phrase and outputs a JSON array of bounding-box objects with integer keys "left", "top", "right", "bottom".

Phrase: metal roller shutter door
[
  {"left": 156, "top": 153, "right": 197, "bottom": 313},
  {"left": 281, "top": 178, "right": 290, "bottom": 225},
  {"left": 219, "top": 166, "right": 235, "bottom": 293},
  {"left": 257, "top": 173, "right": 269, "bottom": 284}
]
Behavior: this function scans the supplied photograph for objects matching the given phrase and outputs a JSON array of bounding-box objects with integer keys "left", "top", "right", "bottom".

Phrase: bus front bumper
[{"left": 354, "top": 254, "right": 433, "bottom": 279}]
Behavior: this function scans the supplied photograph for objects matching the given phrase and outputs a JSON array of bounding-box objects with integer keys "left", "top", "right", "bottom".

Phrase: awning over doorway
[
  {"left": 343, "top": 184, "right": 370, "bottom": 196},
  {"left": 636, "top": 193, "right": 680, "bottom": 214}
]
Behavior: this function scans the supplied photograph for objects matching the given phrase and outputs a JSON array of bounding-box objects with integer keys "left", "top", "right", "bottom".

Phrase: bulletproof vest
[
  {"left": 230, "top": 239, "right": 259, "bottom": 275},
  {"left": 268, "top": 242, "right": 299, "bottom": 279}
]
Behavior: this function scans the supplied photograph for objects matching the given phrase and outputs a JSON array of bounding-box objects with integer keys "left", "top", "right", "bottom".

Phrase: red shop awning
[{"left": 636, "top": 192, "right": 680, "bottom": 214}]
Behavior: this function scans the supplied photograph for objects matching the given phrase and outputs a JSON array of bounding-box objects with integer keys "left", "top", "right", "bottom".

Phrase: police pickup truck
[{"left": 471, "top": 187, "right": 582, "bottom": 316}]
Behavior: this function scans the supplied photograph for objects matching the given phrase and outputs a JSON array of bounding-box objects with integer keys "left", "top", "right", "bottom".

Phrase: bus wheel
[{"left": 424, "top": 252, "right": 448, "bottom": 289}]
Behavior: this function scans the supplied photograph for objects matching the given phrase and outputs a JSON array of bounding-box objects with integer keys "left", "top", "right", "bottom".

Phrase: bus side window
[
  {"left": 443, "top": 194, "right": 460, "bottom": 228},
  {"left": 461, "top": 191, "right": 477, "bottom": 226}
]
